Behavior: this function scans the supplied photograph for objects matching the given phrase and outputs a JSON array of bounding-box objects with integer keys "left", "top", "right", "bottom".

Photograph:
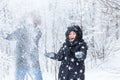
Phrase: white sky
[{"left": 8, "top": 0, "right": 49, "bottom": 18}]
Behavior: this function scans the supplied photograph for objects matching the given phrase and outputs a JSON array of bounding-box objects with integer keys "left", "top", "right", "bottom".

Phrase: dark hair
[{"left": 65, "top": 25, "right": 83, "bottom": 41}]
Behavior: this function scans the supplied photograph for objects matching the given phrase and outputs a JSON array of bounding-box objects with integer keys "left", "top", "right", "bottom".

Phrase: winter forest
[{"left": 0, "top": 0, "right": 120, "bottom": 80}]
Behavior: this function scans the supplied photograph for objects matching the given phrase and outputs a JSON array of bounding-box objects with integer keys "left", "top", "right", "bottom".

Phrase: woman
[{"left": 45, "top": 25, "right": 88, "bottom": 80}]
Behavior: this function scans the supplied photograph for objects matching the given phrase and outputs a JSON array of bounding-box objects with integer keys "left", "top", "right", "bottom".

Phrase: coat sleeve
[
  {"left": 51, "top": 43, "right": 66, "bottom": 61},
  {"left": 5, "top": 29, "right": 20, "bottom": 40},
  {"left": 75, "top": 42, "right": 88, "bottom": 61}
]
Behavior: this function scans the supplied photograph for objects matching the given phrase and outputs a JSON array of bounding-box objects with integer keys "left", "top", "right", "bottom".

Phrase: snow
[
  {"left": 86, "top": 68, "right": 120, "bottom": 80},
  {"left": 0, "top": 0, "right": 120, "bottom": 80},
  {"left": 85, "top": 49, "right": 120, "bottom": 80}
]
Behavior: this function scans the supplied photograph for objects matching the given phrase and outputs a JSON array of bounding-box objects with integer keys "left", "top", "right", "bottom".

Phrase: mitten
[{"left": 75, "top": 51, "right": 84, "bottom": 59}]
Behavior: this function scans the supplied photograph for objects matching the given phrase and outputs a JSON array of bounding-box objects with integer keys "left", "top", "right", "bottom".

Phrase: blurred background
[{"left": 0, "top": 0, "right": 120, "bottom": 80}]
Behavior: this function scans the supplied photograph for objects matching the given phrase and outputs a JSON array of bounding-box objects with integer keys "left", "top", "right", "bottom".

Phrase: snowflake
[
  {"left": 66, "top": 65, "right": 68, "bottom": 67},
  {"left": 79, "top": 42, "right": 82, "bottom": 44},
  {"left": 81, "top": 46, "right": 85, "bottom": 49},
  {"left": 58, "top": 78, "right": 61, "bottom": 80},
  {"left": 77, "top": 78, "right": 81, "bottom": 80},
  {"left": 68, "top": 66, "right": 72, "bottom": 70},
  {"left": 62, "top": 47, "right": 65, "bottom": 50},
  {"left": 64, "top": 57, "right": 67, "bottom": 60},
  {"left": 63, "top": 76, "right": 66, "bottom": 79},
  {"left": 64, "top": 45, "right": 67, "bottom": 48},
  {"left": 62, "top": 71, "right": 64, "bottom": 73},
  {"left": 76, "top": 62, "right": 79, "bottom": 65},
  {"left": 75, "top": 72, "right": 78, "bottom": 74},
  {"left": 71, "top": 58, "right": 74, "bottom": 62},
  {"left": 80, "top": 69, "right": 83, "bottom": 73}
]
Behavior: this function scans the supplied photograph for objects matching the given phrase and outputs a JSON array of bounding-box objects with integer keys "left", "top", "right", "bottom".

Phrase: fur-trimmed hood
[{"left": 65, "top": 25, "right": 83, "bottom": 46}]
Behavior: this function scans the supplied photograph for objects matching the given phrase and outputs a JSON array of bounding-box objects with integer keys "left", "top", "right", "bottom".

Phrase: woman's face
[{"left": 69, "top": 31, "right": 76, "bottom": 42}]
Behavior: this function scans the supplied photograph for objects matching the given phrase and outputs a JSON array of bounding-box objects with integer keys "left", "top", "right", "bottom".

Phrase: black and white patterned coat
[
  {"left": 45, "top": 25, "right": 88, "bottom": 80},
  {"left": 50, "top": 40, "right": 88, "bottom": 80}
]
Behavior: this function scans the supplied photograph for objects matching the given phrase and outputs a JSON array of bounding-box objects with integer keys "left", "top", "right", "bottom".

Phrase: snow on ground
[
  {"left": 86, "top": 51, "right": 120, "bottom": 80},
  {"left": 86, "top": 68, "right": 120, "bottom": 80},
  {"left": 42, "top": 67, "right": 120, "bottom": 80},
  {"left": 42, "top": 55, "right": 120, "bottom": 80},
  {"left": 1, "top": 49, "right": 120, "bottom": 80},
  {"left": 42, "top": 48, "right": 120, "bottom": 80}
]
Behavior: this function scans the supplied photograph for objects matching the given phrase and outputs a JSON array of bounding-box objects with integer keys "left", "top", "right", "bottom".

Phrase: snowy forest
[{"left": 0, "top": 0, "right": 120, "bottom": 80}]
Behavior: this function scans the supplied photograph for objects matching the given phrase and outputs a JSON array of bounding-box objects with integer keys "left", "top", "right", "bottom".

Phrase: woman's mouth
[{"left": 70, "top": 38, "right": 75, "bottom": 42}]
